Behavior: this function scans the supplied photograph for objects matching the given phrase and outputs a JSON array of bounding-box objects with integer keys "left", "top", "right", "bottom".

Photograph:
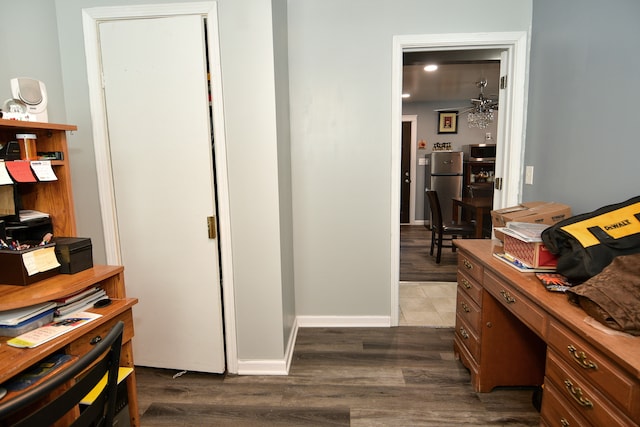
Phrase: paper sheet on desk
[
  {"left": 7, "top": 312, "right": 102, "bottom": 348},
  {"left": 30, "top": 160, "right": 57, "bottom": 182}
]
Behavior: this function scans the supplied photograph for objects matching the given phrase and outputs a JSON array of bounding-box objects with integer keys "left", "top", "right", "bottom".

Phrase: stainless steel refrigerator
[{"left": 425, "top": 151, "right": 464, "bottom": 226}]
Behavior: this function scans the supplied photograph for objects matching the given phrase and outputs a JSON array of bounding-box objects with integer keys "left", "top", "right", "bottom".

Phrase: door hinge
[
  {"left": 500, "top": 75, "right": 507, "bottom": 90},
  {"left": 494, "top": 177, "right": 503, "bottom": 190},
  {"left": 207, "top": 216, "right": 217, "bottom": 239}
]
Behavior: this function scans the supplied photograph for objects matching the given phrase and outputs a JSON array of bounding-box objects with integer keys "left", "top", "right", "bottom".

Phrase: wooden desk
[
  {"left": 453, "top": 240, "right": 640, "bottom": 426},
  {"left": 452, "top": 197, "right": 493, "bottom": 238},
  {"left": 0, "top": 266, "right": 139, "bottom": 427}
]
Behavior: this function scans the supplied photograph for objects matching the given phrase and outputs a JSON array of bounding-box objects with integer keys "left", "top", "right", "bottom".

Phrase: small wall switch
[
  {"left": 485, "top": 132, "right": 492, "bottom": 141},
  {"left": 418, "top": 157, "right": 427, "bottom": 166},
  {"left": 525, "top": 166, "right": 534, "bottom": 185}
]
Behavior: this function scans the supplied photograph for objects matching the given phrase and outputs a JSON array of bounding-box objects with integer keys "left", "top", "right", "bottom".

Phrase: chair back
[
  {"left": 0, "top": 321, "right": 124, "bottom": 427},
  {"left": 426, "top": 191, "right": 444, "bottom": 231}
]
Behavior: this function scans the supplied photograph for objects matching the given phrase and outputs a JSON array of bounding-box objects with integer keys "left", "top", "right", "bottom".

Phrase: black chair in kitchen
[
  {"left": 0, "top": 321, "right": 124, "bottom": 427},
  {"left": 426, "top": 190, "right": 475, "bottom": 263}
]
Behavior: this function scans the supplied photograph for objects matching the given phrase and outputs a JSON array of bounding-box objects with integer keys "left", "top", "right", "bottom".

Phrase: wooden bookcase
[
  {"left": 0, "top": 120, "right": 139, "bottom": 426},
  {"left": 0, "top": 118, "right": 77, "bottom": 237}
]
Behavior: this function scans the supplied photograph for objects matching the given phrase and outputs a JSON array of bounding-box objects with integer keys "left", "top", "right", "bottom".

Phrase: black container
[
  {"left": 0, "top": 243, "right": 59, "bottom": 285},
  {"left": 53, "top": 237, "right": 93, "bottom": 274}
]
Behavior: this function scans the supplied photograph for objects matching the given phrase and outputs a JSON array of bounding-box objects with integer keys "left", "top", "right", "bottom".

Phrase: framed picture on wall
[{"left": 437, "top": 111, "right": 458, "bottom": 134}]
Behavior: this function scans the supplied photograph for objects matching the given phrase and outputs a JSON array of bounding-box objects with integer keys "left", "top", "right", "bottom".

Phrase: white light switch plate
[{"left": 525, "top": 166, "right": 534, "bottom": 185}]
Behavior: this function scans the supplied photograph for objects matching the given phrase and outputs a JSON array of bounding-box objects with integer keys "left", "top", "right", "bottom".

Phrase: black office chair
[
  {"left": 426, "top": 191, "right": 475, "bottom": 263},
  {"left": 0, "top": 321, "right": 124, "bottom": 427}
]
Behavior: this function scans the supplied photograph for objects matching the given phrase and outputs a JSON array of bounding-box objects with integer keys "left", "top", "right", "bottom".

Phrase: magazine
[{"left": 7, "top": 312, "right": 102, "bottom": 349}]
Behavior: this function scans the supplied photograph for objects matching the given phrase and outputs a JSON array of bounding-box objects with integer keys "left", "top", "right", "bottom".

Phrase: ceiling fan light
[
  {"left": 467, "top": 111, "right": 494, "bottom": 129},
  {"left": 423, "top": 64, "right": 438, "bottom": 72}
]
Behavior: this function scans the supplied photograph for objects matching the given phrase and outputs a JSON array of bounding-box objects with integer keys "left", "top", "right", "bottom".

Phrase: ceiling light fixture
[
  {"left": 467, "top": 79, "right": 496, "bottom": 129},
  {"left": 423, "top": 64, "right": 438, "bottom": 72}
]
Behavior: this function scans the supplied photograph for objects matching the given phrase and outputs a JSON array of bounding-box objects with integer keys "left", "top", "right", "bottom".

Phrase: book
[
  {"left": 55, "top": 289, "right": 106, "bottom": 317},
  {"left": 7, "top": 311, "right": 102, "bottom": 349},
  {"left": 493, "top": 252, "right": 556, "bottom": 273},
  {"left": 0, "top": 302, "right": 57, "bottom": 326},
  {"left": 3, "top": 354, "right": 74, "bottom": 392}
]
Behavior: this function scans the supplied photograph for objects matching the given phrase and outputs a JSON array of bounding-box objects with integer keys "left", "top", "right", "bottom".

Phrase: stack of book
[
  {"left": 53, "top": 287, "right": 107, "bottom": 317},
  {"left": 0, "top": 302, "right": 57, "bottom": 337}
]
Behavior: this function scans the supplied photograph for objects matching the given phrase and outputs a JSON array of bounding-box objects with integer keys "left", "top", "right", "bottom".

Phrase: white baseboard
[
  {"left": 296, "top": 315, "right": 391, "bottom": 327},
  {"left": 236, "top": 318, "right": 299, "bottom": 376},
  {"left": 236, "top": 316, "right": 392, "bottom": 375}
]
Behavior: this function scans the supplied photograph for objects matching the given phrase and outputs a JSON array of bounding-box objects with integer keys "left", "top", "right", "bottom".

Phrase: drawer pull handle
[
  {"left": 461, "top": 302, "right": 470, "bottom": 313},
  {"left": 500, "top": 290, "right": 516, "bottom": 304},
  {"left": 90, "top": 335, "right": 103, "bottom": 345},
  {"left": 560, "top": 418, "right": 570, "bottom": 427},
  {"left": 463, "top": 259, "right": 473, "bottom": 270},
  {"left": 459, "top": 327, "right": 469, "bottom": 340},
  {"left": 567, "top": 345, "right": 598, "bottom": 370},
  {"left": 461, "top": 279, "right": 472, "bottom": 290},
  {"left": 563, "top": 379, "right": 594, "bottom": 408}
]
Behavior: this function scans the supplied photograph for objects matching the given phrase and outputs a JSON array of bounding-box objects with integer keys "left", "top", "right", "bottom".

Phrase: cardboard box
[
  {"left": 492, "top": 201, "right": 571, "bottom": 241},
  {"left": 503, "top": 234, "right": 557, "bottom": 268}
]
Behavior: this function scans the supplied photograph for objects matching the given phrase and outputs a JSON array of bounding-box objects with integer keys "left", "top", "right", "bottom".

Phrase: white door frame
[
  {"left": 82, "top": 2, "right": 238, "bottom": 373},
  {"left": 390, "top": 32, "right": 529, "bottom": 325},
  {"left": 402, "top": 115, "right": 418, "bottom": 224}
]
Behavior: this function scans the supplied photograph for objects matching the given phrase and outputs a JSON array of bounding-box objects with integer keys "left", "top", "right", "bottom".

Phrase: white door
[{"left": 98, "top": 15, "right": 225, "bottom": 373}]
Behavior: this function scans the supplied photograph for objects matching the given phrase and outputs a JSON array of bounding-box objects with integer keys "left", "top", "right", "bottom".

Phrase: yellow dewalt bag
[{"left": 541, "top": 195, "right": 640, "bottom": 283}]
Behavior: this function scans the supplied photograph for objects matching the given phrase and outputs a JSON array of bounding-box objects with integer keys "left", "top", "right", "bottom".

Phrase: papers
[
  {"left": 29, "top": 161, "right": 57, "bottom": 182},
  {"left": 0, "top": 302, "right": 57, "bottom": 326},
  {"left": 5, "top": 161, "right": 36, "bottom": 183},
  {"left": 0, "top": 160, "right": 57, "bottom": 184},
  {"left": 493, "top": 252, "right": 555, "bottom": 273},
  {"left": 7, "top": 312, "right": 102, "bottom": 348},
  {"left": 0, "top": 161, "right": 14, "bottom": 185},
  {"left": 18, "top": 209, "right": 50, "bottom": 221},
  {"left": 22, "top": 246, "right": 60, "bottom": 276},
  {"left": 55, "top": 288, "right": 107, "bottom": 317},
  {"left": 500, "top": 221, "right": 551, "bottom": 242}
]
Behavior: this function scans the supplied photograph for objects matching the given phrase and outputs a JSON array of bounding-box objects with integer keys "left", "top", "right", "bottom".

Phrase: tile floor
[{"left": 399, "top": 281, "right": 457, "bottom": 327}]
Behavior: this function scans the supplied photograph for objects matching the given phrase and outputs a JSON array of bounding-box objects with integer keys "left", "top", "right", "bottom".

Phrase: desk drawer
[
  {"left": 541, "top": 378, "right": 591, "bottom": 427},
  {"left": 457, "top": 270, "right": 482, "bottom": 306},
  {"left": 484, "top": 271, "right": 545, "bottom": 338},
  {"left": 67, "top": 310, "right": 134, "bottom": 358},
  {"left": 456, "top": 288, "right": 481, "bottom": 334},
  {"left": 546, "top": 351, "right": 637, "bottom": 427},
  {"left": 547, "top": 321, "right": 640, "bottom": 421},
  {"left": 455, "top": 314, "right": 480, "bottom": 362},
  {"left": 457, "top": 251, "right": 483, "bottom": 283}
]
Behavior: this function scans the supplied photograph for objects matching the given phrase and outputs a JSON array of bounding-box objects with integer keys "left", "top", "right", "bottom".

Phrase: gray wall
[
  {"left": 0, "top": 2, "right": 65, "bottom": 123},
  {"left": 15, "top": 0, "right": 632, "bottom": 363},
  {"left": 524, "top": 0, "right": 640, "bottom": 214},
  {"left": 288, "top": 0, "right": 532, "bottom": 318},
  {"left": 1, "top": 0, "right": 295, "bottom": 363}
]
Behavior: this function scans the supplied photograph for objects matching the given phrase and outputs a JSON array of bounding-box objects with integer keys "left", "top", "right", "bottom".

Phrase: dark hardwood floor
[
  {"left": 136, "top": 327, "right": 539, "bottom": 426},
  {"left": 400, "top": 225, "right": 458, "bottom": 282},
  {"left": 135, "top": 226, "right": 537, "bottom": 425}
]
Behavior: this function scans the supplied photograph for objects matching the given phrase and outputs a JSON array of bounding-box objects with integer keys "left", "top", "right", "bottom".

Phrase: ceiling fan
[{"left": 435, "top": 79, "right": 498, "bottom": 128}]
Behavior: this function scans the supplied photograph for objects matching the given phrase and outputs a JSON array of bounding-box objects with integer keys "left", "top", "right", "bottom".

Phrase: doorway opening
[{"left": 391, "top": 32, "right": 530, "bottom": 326}]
